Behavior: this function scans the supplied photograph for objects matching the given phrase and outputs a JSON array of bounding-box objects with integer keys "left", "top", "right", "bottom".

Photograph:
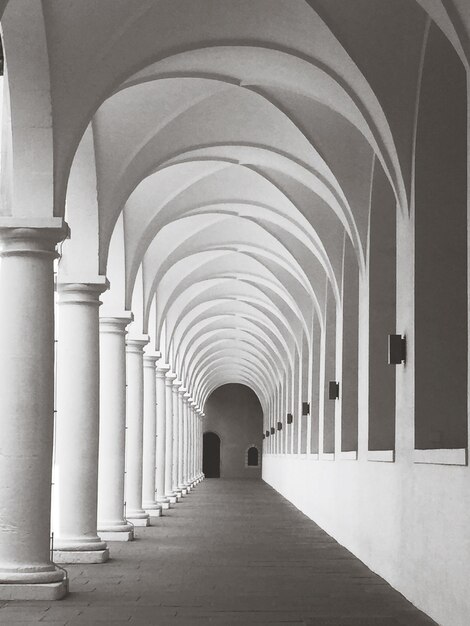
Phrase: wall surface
[
  {"left": 263, "top": 454, "right": 470, "bottom": 626},
  {"left": 204, "top": 384, "right": 263, "bottom": 479}
]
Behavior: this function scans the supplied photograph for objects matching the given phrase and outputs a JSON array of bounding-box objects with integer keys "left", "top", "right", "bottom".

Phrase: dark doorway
[
  {"left": 247, "top": 447, "right": 259, "bottom": 466},
  {"left": 203, "top": 432, "right": 221, "bottom": 478}
]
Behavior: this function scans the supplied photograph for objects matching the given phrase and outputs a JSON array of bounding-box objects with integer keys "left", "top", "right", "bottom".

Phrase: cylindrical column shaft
[
  {"left": 97, "top": 315, "right": 134, "bottom": 542},
  {"left": 164, "top": 372, "right": 177, "bottom": 502},
  {"left": 156, "top": 365, "right": 170, "bottom": 508},
  {"left": 125, "top": 337, "right": 150, "bottom": 526},
  {"left": 172, "top": 380, "right": 183, "bottom": 496},
  {"left": 54, "top": 282, "right": 108, "bottom": 563},
  {"left": 191, "top": 403, "right": 197, "bottom": 483},
  {"left": 182, "top": 392, "right": 191, "bottom": 489},
  {"left": 142, "top": 353, "right": 162, "bottom": 517},
  {"left": 0, "top": 226, "right": 67, "bottom": 599},
  {"left": 177, "top": 388, "right": 186, "bottom": 492}
]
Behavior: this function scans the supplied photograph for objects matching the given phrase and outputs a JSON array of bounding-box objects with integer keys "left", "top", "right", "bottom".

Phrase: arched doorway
[{"left": 203, "top": 432, "right": 221, "bottom": 478}]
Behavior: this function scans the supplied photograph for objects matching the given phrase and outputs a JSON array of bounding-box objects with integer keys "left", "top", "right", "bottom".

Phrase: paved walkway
[{"left": 1, "top": 479, "right": 436, "bottom": 625}]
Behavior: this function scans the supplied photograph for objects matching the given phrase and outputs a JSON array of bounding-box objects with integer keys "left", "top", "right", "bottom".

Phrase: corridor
[{"left": 0, "top": 480, "right": 436, "bottom": 626}]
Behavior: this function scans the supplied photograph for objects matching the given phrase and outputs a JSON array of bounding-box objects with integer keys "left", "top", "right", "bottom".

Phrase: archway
[
  {"left": 247, "top": 446, "right": 259, "bottom": 467},
  {"left": 203, "top": 432, "right": 221, "bottom": 478}
]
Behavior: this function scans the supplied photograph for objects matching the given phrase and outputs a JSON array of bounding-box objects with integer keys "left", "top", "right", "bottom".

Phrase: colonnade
[{"left": 0, "top": 246, "right": 204, "bottom": 599}]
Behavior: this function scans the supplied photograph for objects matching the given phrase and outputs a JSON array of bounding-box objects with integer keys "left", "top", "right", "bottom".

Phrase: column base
[
  {"left": 178, "top": 485, "right": 188, "bottom": 495},
  {"left": 53, "top": 548, "right": 109, "bottom": 564},
  {"left": 143, "top": 503, "right": 162, "bottom": 517},
  {"left": 127, "top": 516, "right": 150, "bottom": 527},
  {"left": 0, "top": 579, "right": 68, "bottom": 601},
  {"left": 166, "top": 493, "right": 178, "bottom": 504},
  {"left": 156, "top": 496, "right": 170, "bottom": 509},
  {"left": 99, "top": 530, "right": 134, "bottom": 542},
  {"left": 145, "top": 507, "right": 162, "bottom": 517}
]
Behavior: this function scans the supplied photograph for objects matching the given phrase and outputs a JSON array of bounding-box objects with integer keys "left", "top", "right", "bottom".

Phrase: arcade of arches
[{"left": 0, "top": 2, "right": 469, "bottom": 625}]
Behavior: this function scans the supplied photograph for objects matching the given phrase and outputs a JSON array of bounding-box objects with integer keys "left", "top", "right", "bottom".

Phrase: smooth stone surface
[
  {"left": 128, "top": 517, "right": 150, "bottom": 527},
  {"left": 0, "top": 480, "right": 436, "bottom": 625},
  {"left": 145, "top": 507, "right": 162, "bottom": 517},
  {"left": 159, "top": 501, "right": 171, "bottom": 510},
  {"left": 53, "top": 549, "right": 109, "bottom": 564},
  {"left": 0, "top": 580, "right": 68, "bottom": 601},
  {"left": 99, "top": 530, "right": 134, "bottom": 542}
]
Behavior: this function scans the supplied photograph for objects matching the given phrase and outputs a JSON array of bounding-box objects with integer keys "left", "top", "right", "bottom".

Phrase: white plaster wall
[{"left": 263, "top": 454, "right": 470, "bottom": 626}]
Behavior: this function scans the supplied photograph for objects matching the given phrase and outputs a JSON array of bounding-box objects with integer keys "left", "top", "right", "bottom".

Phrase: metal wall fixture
[
  {"left": 265, "top": 430, "right": 270, "bottom": 437},
  {"left": 388, "top": 334, "right": 406, "bottom": 365},
  {"left": 329, "top": 381, "right": 339, "bottom": 400},
  {"left": 277, "top": 421, "right": 283, "bottom": 431},
  {"left": 270, "top": 427, "right": 275, "bottom": 435},
  {"left": 302, "top": 402, "right": 310, "bottom": 416},
  {"left": 287, "top": 413, "right": 293, "bottom": 424}
]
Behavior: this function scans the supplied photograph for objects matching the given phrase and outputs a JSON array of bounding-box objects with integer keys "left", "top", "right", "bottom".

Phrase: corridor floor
[{"left": 0, "top": 479, "right": 437, "bottom": 626}]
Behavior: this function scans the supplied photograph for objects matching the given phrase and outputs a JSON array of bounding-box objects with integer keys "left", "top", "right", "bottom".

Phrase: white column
[
  {"left": 177, "top": 387, "right": 187, "bottom": 494},
  {"left": 194, "top": 409, "right": 200, "bottom": 482},
  {"left": 125, "top": 337, "right": 150, "bottom": 526},
  {"left": 182, "top": 392, "right": 191, "bottom": 490},
  {"left": 142, "top": 352, "right": 162, "bottom": 517},
  {"left": 197, "top": 410, "right": 204, "bottom": 480},
  {"left": 164, "top": 372, "right": 177, "bottom": 502},
  {"left": 195, "top": 404, "right": 201, "bottom": 482},
  {"left": 155, "top": 364, "right": 170, "bottom": 509},
  {"left": 97, "top": 315, "right": 134, "bottom": 542},
  {"left": 54, "top": 281, "right": 109, "bottom": 564},
  {"left": 0, "top": 225, "right": 67, "bottom": 599},
  {"left": 189, "top": 401, "right": 197, "bottom": 485},
  {"left": 172, "top": 379, "right": 183, "bottom": 497}
]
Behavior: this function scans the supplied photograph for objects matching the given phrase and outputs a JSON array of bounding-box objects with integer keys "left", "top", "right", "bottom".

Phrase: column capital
[
  {"left": 143, "top": 351, "right": 161, "bottom": 367},
  {"left": 57, "top": 278, "right": 109, "bottom": 306},
  {"left": 0, "top": 219, "right": 68, "bottom": 258},
  {"left": 165, "top": 372, "right": 177, "bottom": 386},
  {"left": 126, "top": 335, "right": 150, "bottom": 354},
  {"left": 178, "top": 386, "right": 187, "bottom": 397},
  {"left": 183, "top": 392, "right": 191, "bottom": 401},
  {"left": 172, "top": 379, "right": 183, "bottom": 391},
  {"left": 99, "top": 313, "right": 133, "bottom": 335},
  {"left": 156, "top": 363, "right": 171, "bottom": 378}
]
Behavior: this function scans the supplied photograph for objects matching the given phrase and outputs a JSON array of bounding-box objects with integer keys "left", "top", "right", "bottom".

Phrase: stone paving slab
[{"left": 0, "top": 479, "right": 437, "bottom": 625}]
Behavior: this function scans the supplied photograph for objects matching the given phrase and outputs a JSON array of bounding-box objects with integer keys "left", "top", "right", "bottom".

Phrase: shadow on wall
[{"left": 204, "top": 383, "right": 263, "bottom": 478}]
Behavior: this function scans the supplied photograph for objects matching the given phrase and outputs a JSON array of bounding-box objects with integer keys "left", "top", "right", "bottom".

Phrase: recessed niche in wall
[
  {"left": 300, "top": 335, "right": 309, "bottom": 454},
  {"left": 341, "top": 237, "right": 359, "bottom": 453},
  {"left": 414, "top": 23, "right": 467, "bottom": 458},
  {"left": 323, "top": 281, "right": 336, "bottom": 454},
  {"left": 368, "top": 160, "right": 396, "bottom": 455},
  {"left": 310, "top": 315, "right": 321, "bottom": 455}
]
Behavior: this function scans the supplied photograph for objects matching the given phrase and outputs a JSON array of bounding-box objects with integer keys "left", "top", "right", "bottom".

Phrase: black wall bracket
[
  {"left": 388, "top": 334, "right": 406, "bottom": 365},
  {"left": 329, "top": 381, "right": 339, "bottom": 400}
]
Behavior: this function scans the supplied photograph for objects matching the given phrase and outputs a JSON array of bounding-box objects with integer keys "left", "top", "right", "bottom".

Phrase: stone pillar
[
  {"left": 164, "top": 372, "right": 177, "bottom": 503},
  {"left": 125, "top": 337, "right": 150, "bottom": 526},
  {"left": 0, "top": 225, "right": 67, "bottom": 600},
  {"left": 142, "top": 352, "right": 162, "bottom": 517},
  {"left": 190, "top": 401, "right": 197, "bottom": 485},
  {"left": 97, "top": 315, "right": 134, "bottom": 542},
  {"left": 172, "top": 379, "right": 183, "bottom": 498},
  {"left": 177, "top": 386, "right": 187, "bottom": 494},
  {"left": 182, "top": 392, "right": 191, "bottom": 490},
  {"left": 54, "top": 281, "right": 109, "bottom": 564},
  {"left": 197, "top": 410, "right": 204, "bottom": 480},
  {"left": 155, "top": 364, "right": 170, "bottom": 509}
]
